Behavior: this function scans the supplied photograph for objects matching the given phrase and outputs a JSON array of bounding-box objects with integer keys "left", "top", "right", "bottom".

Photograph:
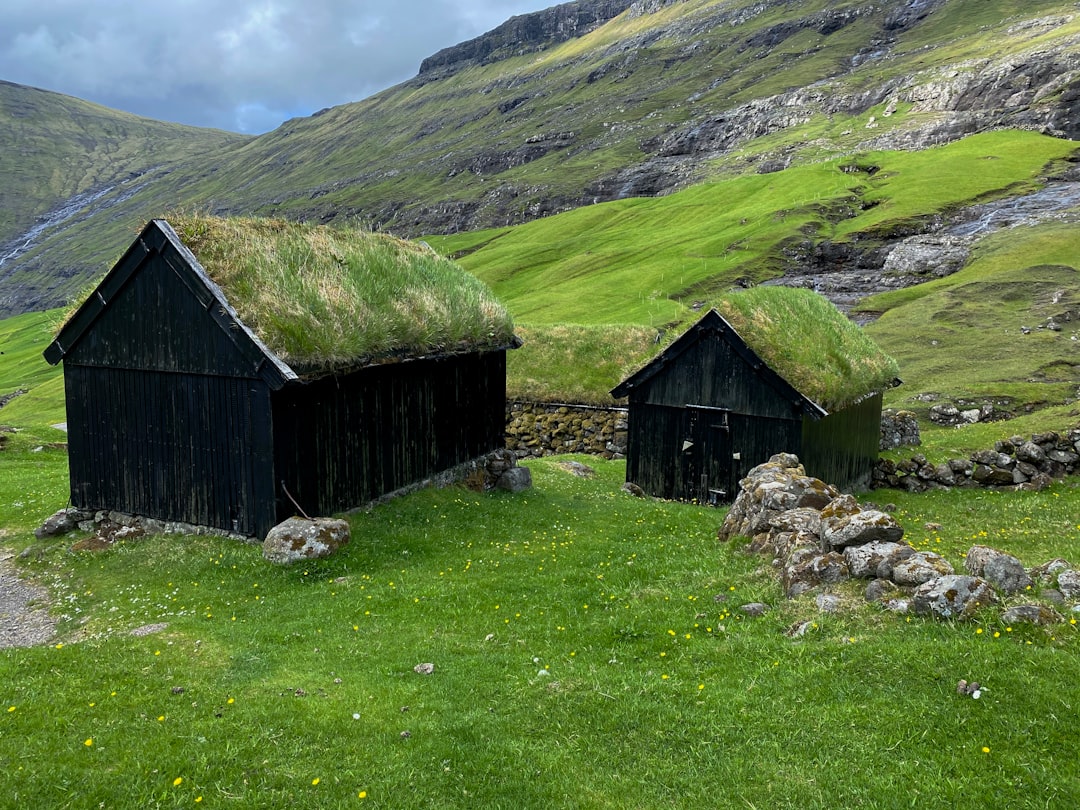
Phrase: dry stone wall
[
  {"left": 875, "top": 429, "right": 1080, "bottom": 492},
  {"left": 505, "top": 402, "right": 627, "bottom": 459}
]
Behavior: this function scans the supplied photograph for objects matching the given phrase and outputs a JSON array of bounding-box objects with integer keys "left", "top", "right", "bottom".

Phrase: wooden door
[{"left": 682, "top": 405, "right": 733, "bottom": 504}]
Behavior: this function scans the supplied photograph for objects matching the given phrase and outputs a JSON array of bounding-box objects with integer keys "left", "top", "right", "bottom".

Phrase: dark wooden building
[
  {"left": 44, "top": 219, "right": 513, "bottom": 538},
  {"left": 610, "top": 308, "right": 887, "bottom": 504}
]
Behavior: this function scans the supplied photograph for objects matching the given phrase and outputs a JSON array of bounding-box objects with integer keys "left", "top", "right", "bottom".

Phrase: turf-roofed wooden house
[
  {"left": 611, "top": 289, "right": 898, "bottom": 504},
  {"left": 44, "top": 216, "right": 517, "bottom": 538}
]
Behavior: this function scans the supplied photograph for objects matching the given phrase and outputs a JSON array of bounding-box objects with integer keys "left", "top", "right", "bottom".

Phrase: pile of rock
[
  {"left": 875, "top": 429, "right": 1080, "bottom": 492},
  {"left": 718, "top": 453, "right": 1077, "bottom": 624}
]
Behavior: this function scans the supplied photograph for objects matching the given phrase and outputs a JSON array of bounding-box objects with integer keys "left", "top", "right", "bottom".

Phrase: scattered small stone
[
  {"left": 1001, "top": 604, "right": 1063, "bottom": 625},
  {"left": 815, "top": 593, "right": 842, "bottom": 613},
  {"left": 400, "top": 730, "right": 411, "bottom": 739},
  {"left": 414, "top": 662, "right": 435, "bottom": 675},
  {"left": 1042, "top": 588, "right": 1066, "bottom": 605},
  {"left": 865, "top": 578, "right": 899, "bottom": 602},
  {"left": 956, "top": 680, "right": 983, "bottom": 699},
  {"left": 557, "top": 460, "right": 595, "bottom": 477},
  {"left": 621, "top": 482, "right": 645, "bottom": 498},
  {"left": 170, "top": 686, "right": 185, "bottom": 695},
  {"left": 129, "top": 622, "right": 169, "bottom": 637},
  {"left": 739, "top": 602, "right": 769, "bottom": 617},
  {"left": 785, "top": 620, "right": 814, "bottom": 638},
  {"left": 1057, "top": 570, "right": 1080, "bottom": 600},
  {"left": 883, "top": 598, "right": 911, "bottom": 614}
]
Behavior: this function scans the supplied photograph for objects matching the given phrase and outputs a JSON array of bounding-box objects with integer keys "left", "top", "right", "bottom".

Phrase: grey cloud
[{"left": 0, "top": 0, "right": 554, "bottom": 133}]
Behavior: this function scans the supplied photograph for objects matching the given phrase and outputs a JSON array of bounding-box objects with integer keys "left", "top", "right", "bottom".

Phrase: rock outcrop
[{"left": 419, "top": 0, "right": 635, "bottom": 77}]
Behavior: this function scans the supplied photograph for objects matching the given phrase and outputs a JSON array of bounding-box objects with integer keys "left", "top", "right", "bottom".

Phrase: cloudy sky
[{"left": 1, "top": 0, "right": 556, "bottom": 134}]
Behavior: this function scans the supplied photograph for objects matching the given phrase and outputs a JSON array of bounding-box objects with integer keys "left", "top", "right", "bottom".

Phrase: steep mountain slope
[
  {"left": 4, "top": 0, "right": 1080, "bottom": 317},
  {"left": 0, "top": 81, "right": 249, "bottom": 313}
]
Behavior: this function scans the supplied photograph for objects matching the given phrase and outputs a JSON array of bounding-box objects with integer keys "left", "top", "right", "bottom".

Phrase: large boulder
[
  {"left": 718, "top": 454, "right": 837, "bottom": 541},
  {"left": 782, "top": 549, "right": 850, "bottom": 598},
  {"left": 263, "top": 517, "right": 350, "bottom": 564},
  {"left": 821, "top": 508, "right": 904, "bottom": 551},
  {"left": 35, "top": 508, "right": 87, "bottom": 538},
  {"left": 963, "top": 545, "right": 1032, "bottom": 594},
  {"left": 496, "top": 466, "right": 533, "bottom": 492},
  {"left": 912, "top": 575, "right": 997, "bottom": 620}
]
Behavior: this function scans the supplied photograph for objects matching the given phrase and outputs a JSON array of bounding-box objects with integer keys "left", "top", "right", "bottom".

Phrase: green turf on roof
[
  {"left": 712, "top": 286, "right": 899, "bottom": 411},
  {"left": 170, "top": 213, "right": 515, "bottom": 369}
]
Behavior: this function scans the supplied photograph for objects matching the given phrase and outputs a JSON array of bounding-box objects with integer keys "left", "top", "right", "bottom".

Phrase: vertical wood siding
[
  {"left": 621, "top": 323, "right": 879, "bottom": 503},
  {"left": 625, "top": 402, "right": 802, "bottom": 502},
  {"left": 67, "top": 253, "right": 265, "bottom": 377},
  {"left": 65, "top": 365, "right": 274, "bottom": 536},
  {"left": 634, "top": 336, "right": 803, "bottom": 419},
  {"left": 801, "top": 393, "right": 882, "bottom": 493},
  {"left": 271, "top": 351, "right": 506, "bottom": 520}
]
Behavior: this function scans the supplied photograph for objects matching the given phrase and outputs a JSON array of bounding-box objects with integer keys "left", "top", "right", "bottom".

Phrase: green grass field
[
  {"left": 1, "top": 436, "right": 1078, "bottom": 808},
  {"left": 3, "top": 121, "right": 1080, "bottom": 808}
]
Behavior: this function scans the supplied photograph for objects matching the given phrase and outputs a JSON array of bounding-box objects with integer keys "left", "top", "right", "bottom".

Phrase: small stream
[{"left": 947, "top": 181, "right": 1080, "bottom": 237}]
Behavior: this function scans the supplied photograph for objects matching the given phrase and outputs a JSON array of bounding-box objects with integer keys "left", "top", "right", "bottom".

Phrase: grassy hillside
[
  {"left": 10, "top": 130, "right": 1079, "bottom": 439},
  {"left": 0, "top": 82, "right": 246, "bottom": 241},
  {"left": 6, "top": 0, "right": 1080, "bottom": 315},
  {"left": 430, "top": 131, "right": 1078, "bottom": 324},
  {"left": 0, "top": 81, "right": 249, "bottom": 314}
]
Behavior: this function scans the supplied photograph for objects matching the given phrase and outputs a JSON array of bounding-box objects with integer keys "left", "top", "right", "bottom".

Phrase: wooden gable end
[
  {"left": 612, "top": 309, "right": 825, "bottom": 420},
  {"left": 44, "top": 220, "right": 294, "bottom": 388}
]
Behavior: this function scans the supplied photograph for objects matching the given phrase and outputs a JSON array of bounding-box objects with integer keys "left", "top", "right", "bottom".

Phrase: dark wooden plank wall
[
  {"left": 800, "top": 392, "right": 883, "bottom": 494},
  {"left": 624, "top": 402, "right": 803, "bottom": 502},
  {"left": 635, "top": 334, "right": 803, "bottom": 419},
  {"left": 271, "top": 351, "right": 506, "bottom": 519},
  {"left": 66, "top": 253, "right": 262, "bottom": 378},
  {"left": 64, "top": 365, "right": 275, "bottom": 536}
]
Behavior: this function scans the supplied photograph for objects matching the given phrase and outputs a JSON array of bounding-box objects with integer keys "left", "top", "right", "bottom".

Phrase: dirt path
[{"left": 0, "top": 549, "right": 57, "bottom": 648}]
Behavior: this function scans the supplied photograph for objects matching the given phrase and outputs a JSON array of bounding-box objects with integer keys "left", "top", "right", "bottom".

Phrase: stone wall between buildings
[
  {"left": 505, "top": 401, "right": 628, "bottom": 459},
  {"left": 874, "top": 429, "right": 1080, "bottom": 493},
  {"left": 506, "top": 401, "right": 1080, "bottom": 496}
]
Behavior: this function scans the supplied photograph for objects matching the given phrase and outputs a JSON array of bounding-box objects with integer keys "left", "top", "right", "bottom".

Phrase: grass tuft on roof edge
[
  {"left": 170, "top": 213, "right": 515, "bottom": 370},
  {"left": 713, "top": 286, "right": 899, "bottom": 411}
]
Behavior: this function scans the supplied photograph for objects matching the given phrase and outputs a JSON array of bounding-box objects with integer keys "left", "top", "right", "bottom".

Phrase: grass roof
[
  {"left": 712, "top": 286, "right": 899, "bottom": 411},
  {"left": 169, "top": 213, "right": 515, "bottom": 370}
]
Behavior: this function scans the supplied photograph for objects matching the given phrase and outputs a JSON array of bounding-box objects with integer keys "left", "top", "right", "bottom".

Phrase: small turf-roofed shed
[
  {"left": 610, "top": 289, "right": 898, "bottom": 503},
  {"left": 44, "top": 215, "right": 518, "bottom": 538}
]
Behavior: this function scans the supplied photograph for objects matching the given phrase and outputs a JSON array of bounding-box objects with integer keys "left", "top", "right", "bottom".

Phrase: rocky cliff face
[{"left": 418, "top": 0, "right": 636, "bottom": 77}]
